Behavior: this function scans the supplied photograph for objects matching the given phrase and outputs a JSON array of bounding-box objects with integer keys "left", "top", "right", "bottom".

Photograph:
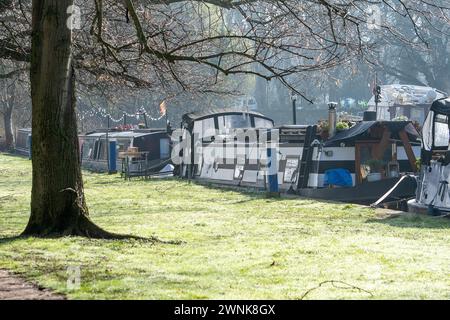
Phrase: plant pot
[
  {"left": 320, "top": 131, "right": 329, "bottom": 140},
  {"left": 367, "top": 172, "right": 382, "bottom": 182}
]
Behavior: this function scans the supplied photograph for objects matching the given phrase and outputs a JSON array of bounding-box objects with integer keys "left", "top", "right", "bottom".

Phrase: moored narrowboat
[
  {"left": 176, "top": 107, "right": 421, "bottom": 205},
  {"left": 15, "top": 128, "right": 172, "bottom": 175},
  {"left": 408, "top": 97, "right": 450, "bottom": 215},
  {"left": 79, "top": 129, "right": 172, "bottom": 174}
]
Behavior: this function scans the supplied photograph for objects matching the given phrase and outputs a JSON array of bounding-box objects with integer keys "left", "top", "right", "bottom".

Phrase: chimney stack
[{"left": 328, "top": 102, "right": 338, "bottom": 137}]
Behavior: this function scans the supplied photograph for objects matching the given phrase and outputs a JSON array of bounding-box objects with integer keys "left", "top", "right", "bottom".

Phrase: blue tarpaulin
[{"left": 324, "top": 169, "right": 353, "bottom": 187}]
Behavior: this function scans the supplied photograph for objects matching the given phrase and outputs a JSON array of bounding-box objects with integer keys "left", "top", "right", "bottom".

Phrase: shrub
[{"left": 336, "top": 122, "right": 349, "bottom": 131}]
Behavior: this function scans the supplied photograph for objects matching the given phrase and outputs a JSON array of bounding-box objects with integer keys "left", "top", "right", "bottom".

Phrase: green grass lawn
[{"left": 0, "top": 153, "right": 449, "bottom": 299}]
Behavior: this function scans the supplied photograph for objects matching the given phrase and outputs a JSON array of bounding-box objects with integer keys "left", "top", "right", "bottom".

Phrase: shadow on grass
[
  {"left": 366, "top": 213, "right": 450, "bottom": 229},
  {"left": 190, "top": 179, "right": 299, "bottom": 202},
  {"left": 0, "top": 235, "right": 24, "bottom": 245},
  {"left": 0, "top": 152, "right": 30, "bottom": 160},
  {"left": 0, "top": 234, "right": 184, "bottom": 245},
  {"left": 98, "top": 173, "right": 333, "bottom": 204},
  {"left": 192, "top": 179, "right": 356, "bottom": 207}
]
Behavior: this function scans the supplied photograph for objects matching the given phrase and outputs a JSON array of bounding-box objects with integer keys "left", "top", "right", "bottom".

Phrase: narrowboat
[
  {"left": 79, "top": 129, "right": 172, "bottom": 174},
  {"left": 408, "top": 97, "right": 450, "bottom": 215},
  {"left": 177, "top": 109, "right": 274, "bottom": 180},
  {"left": 15, "top": 128, "right": 172, "bottom": 175},
  {"left": 176, "top": 107, "right": 421, "bottom": 205}
]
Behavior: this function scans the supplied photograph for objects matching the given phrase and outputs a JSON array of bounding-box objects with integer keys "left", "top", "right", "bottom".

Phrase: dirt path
[{"left": 0, "top": 269, "right": 65, "bottom": 300}]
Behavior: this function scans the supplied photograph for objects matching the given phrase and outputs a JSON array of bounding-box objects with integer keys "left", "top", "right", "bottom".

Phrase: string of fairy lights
[{"left": 77, "top": 106, "right": 166, "bottom": 124}]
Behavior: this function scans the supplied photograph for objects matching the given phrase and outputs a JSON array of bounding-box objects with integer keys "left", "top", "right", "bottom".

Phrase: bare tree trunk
[
  {"left": 255, "top": 77, "right": 268, "bottom": 112},
  {"left": 23, "top": 0, "right": 113, "bottom": 237},
  {"left": 3, "top": 105, "right": 14, "bottom": 150}
]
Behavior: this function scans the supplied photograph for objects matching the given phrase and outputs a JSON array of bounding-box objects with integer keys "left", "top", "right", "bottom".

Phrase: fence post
[{"left": 109, "top": 140, "right": 117, "bottom": 174}]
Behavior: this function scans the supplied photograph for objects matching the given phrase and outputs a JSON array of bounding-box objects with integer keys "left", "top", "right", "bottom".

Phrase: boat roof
[
  {"left": 324, "top": 120, "right": 419, "bottom": 147},
  {"left": 182, "top": 108, "right": 273, "bottom": 123},
  {"left": 429, "top": 97, "right": 450, "bottom": 116},
  {"left": 80, "top": 130, "right": 166, "bottom": 139},
  {"left": 277, "top": 125, "right": 310, "bottom": 129}
]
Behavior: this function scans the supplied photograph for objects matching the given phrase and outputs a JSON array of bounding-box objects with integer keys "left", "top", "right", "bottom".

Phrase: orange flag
[{"left": 159, "top": 100, "right": 167, "bottom": 116}]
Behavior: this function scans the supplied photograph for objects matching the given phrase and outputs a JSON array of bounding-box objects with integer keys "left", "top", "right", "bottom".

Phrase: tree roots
[{"left": 21, "top": 214, "right": 182, "bottom": 244}]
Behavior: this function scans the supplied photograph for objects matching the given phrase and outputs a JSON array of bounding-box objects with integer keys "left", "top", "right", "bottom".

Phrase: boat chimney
[
  {"left": 363, "top": 111, "right": 377, "bottom": 121},
  {"left": 328, "top": 102, "right": 338, "bottom": 137}
]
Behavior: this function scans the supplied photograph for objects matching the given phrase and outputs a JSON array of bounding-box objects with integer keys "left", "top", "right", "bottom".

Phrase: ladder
[{"left": 297, "top": 125, "right": 317, "bottom": 189}]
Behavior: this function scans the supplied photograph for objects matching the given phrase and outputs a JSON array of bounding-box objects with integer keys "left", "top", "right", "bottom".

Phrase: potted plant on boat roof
[
  {"left": 336, "top": 121, "right": 349, "bottom": 132},
  {"left": 318, "top": 120, "right": 329, "bottom": 140},
  {"left": 365, "top": 159, "right": 385, "bottom": 182},
  {"left": 392, "top": 115, "right": 409, "bottom": 121}
]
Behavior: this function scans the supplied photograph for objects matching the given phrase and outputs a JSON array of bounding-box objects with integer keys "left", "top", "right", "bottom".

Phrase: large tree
[
  {"left": 0, "top": 0, "right": 448, "bottom": 237},
  {"left": 24, "top": 0, "right": 112, "bottom": 237}
]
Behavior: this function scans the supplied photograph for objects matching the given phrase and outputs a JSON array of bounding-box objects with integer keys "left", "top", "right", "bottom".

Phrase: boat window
[
  {"left": 81, "top": 140, "right": 93, "bottom": 160},
  {"left": 388, "top": 106, "right": 397, "bottom": 120},
  {"left": 97, "top": 140, "right": 108, "bottom": 160},
  {"left": 160, "top": 138, "right": 170, "bottom": 159},
  {"left": 377, "top": 106, "right": 391, "bottom": 120},
  {"left": 218, "top": 116, "right": 225, "bottom": 133},
  {"left": 434, "top": 114, "right": 449, "bottom": 148},
  {"left": 422, "top": 111, "right": 434, "bottom": 151},
  {"left": 202, "top": 117, "right": 215, "bottom": 138},
  {"left": 254, "top": 117, "right": 273, "bottom": 128},
  {"left": 182, "top": 127, "right": 189, "bottom": 142},
  {"left": 411, "top": 108, "right": 424, "bottom": 123},
  {"left": 193, "top": 121, "right": 202, "bottom": 138},
  {"left": 219, "top": 114, "right": 251, "bottom": 133},
  {"left": 283, "top": 158, "right": 299, "bottom": 183},
  {"left": 234, "top": 165, "right": 244, "bottom": 179},
  {"left": 116, "top": 139, "right": 131, "bottom": 152},
  {"left": 93, "top": 140, "right": 100, "bottom": 160},
  {"left": 193, "top": 117, "right": 215, "bottom": 139},
  {"left": 400, "top": 107, "right": 411, "bottom": 119}
]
